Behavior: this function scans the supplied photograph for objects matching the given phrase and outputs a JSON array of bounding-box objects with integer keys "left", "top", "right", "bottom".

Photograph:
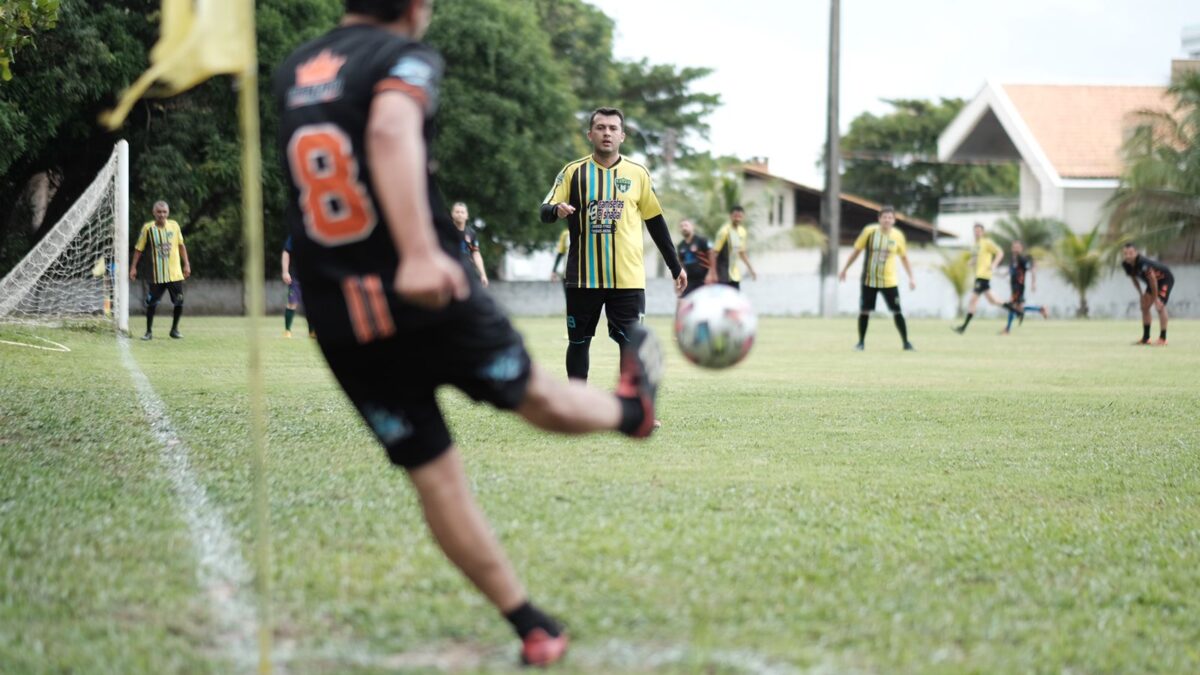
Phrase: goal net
[{"left": 0, "top": 141, "right": 130, "bottom": 333}]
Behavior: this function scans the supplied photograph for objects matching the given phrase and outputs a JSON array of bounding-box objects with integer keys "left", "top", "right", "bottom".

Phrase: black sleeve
[
  {"left": 539, "top": 202, "right": 559, "bottom": 224},
  {"left": 646, "top": 214, "right": 682, "bottom": 279}
]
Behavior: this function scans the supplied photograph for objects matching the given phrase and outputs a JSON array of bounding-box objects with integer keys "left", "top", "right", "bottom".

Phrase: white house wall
[{"left": 1061, "top": 186, "right": 1115, "bottom": 234}]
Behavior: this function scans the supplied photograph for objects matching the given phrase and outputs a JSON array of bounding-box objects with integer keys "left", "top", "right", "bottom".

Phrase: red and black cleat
[
  {"left": 520, "top": 628, "right": 569, "bottom": 667},
  {"left": 616, "top": 325, "right": 663, "bottom": 439}
]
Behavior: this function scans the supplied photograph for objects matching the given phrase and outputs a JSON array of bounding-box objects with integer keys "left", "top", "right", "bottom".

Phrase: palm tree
[
  {"left": 1107, "top": 71, "right": 1200, "bottom": 259},
  {"left": 936, "top": 250, "right": 972, "bottom": 317},
  {"left": 1047, "top": 224, "right": 1119, "bottom": 318},
  {"left": 989, "top": 216, "right": 1058, "bottom": 258}
]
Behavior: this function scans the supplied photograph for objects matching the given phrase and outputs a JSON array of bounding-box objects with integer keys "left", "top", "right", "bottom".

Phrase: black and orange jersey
[
  {"left": 1123, "top": 254, "right": 1173, "bottom": 288},
  {"left": 274, "top": 24, "right": 453, "bottom": 344},
  {"left": 542, "top": 155, "right": 664, "bottom": 289},
  {"left": 676, "top": 235, "right": 712, "bottom": 283},
  {"left": 1009, "top": 254, "right": 1033, "bottom": 289}
]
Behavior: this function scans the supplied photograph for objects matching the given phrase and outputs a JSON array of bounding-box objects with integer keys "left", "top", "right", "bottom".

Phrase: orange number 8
[{"left": 287, "top": 124, "right": 377, "bottom": 245}]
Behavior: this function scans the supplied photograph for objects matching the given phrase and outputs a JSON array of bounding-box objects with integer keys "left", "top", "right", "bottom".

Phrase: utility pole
[{"left": 820, "top": 0, "right": 841, "bottom": 318}]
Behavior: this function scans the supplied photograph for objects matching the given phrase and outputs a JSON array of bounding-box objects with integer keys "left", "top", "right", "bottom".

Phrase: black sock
[
  {"left": 857, "top": 314, "right": 868, "bottom": 344},
  {"left": 1160, "top": 329, "right": 1167, "bottom": 340},
  {"left": 285, "top": 308, "right": 295, "bottom": 331},
  {"left": 172, "top": 305, "right": 183, "bottom": 331},
  {"left": 962, "top": 313, "right": 974, "bottom": 329},
  {"left": 566, "top": 338, "right": 591, "bottom": 380},
  {"left": 893, "top": 313, "right": 908, "bottom": 343},
  {"left": 617, "top": 396, "right": 645, "bottom": 435},
  {"left": 146, "top": 305, "right": 156, "bottom": 333},
  {"left": 505, "top": 601, "right": 562, "bottom": 639},
  {"left": 1143, "top": 324, "right": 1151, "bottom": 341}
]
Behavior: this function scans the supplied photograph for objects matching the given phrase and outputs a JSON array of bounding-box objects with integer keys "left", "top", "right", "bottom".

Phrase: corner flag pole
[
  {"left": 236, "top": 2, "right": 272, "bottom": 673},
  {"left": 820, "top": 0, "right": 841, "bottom": 318}
]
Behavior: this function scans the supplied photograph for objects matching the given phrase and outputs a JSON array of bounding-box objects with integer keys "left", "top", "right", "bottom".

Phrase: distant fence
[{"left": 141, "top": 255, "right": 1199, "bottom": 319}]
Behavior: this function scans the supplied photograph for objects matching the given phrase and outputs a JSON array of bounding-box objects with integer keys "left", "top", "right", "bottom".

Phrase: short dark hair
[
  {"left": 588, "top": 107, "right": 624, "bottom": 129},
  {"left": 345, "top": 0, "right": 413, "bottom": 22},
  {"left": 730, "top": 205, "right": 745, "bottom": 213},
  {"left": 879, "top": 205, "right": 895, "bottom": 216},
  {"left": 1123, "top": 241, "right": 1137, "bottom": 249}
]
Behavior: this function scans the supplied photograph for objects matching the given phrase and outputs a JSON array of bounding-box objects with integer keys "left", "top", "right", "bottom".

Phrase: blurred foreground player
[{"left": 275, "top": 0, "right": 664, "bottom": 665}]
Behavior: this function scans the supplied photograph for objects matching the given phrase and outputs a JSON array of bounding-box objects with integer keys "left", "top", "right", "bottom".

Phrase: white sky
[{"left": 602, "top": 0, "right": 1199, "bottom": 185}]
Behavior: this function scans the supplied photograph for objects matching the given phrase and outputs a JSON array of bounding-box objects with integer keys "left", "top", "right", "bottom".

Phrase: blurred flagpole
[
  {"left": 103, "top": 1, "right": 272, "bottom": 671},
  {"left": 820, "top": 0, "right": 841, "bottom": 318}
]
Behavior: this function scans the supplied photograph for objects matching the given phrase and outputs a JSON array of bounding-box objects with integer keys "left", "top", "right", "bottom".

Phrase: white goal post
[{"left": 0, "top": 140, "right": 130, "bottom": 334}]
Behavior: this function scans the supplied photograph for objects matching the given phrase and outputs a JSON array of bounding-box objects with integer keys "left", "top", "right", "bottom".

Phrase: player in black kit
[
  {"left": 1121, "top": 242, "right": 1174, "bottom": 346},
  {"left": 274, "top": 0, "right": 665, "bottom": 665}
]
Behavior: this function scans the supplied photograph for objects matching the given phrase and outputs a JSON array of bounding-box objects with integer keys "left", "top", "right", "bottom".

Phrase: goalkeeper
[{"left": 129, "top": 201, "right": 191, "bottom": 340}]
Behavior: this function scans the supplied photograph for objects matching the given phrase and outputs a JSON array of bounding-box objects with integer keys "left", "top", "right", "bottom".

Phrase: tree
[
  {"left": 989, "top": 216, "right": 1057, "bottom": 258},
  {"left": 937, "top": 249, "right": 972, "bottom": 317},
  {"left": 0, "top": 0, "right": 59, "bottom": 80},
  {"left": 1047, "top": 223, "right": 1116, "bottom": 318},
  {"left": 615, "top": 59, "right": 720, "bottom": 166},
  {"left": 1108, "top": 71, "right": 1200, "bottom": 261},
  {"left": 840, "top": 98, "right": 1018, "bottom": 222}
]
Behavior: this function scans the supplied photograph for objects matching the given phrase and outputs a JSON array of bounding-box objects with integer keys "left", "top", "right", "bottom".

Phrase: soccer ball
[{"left": 674, "top": 285, "right": 757, "bottom": 369}]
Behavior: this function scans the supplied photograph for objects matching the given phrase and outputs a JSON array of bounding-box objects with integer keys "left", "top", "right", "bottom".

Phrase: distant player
[
  {"left": 549, "top": 227, "right": 568, "bottom": 282},
  {"left": 675, "top": 219, "right": 712, "bottom": 297},
  {"left": 129, "top": 200, "right": 190, "bottom": 340},
  {"left": 838, "top": 205, "right": 916, "bottom": 351},
  {"left": 1122, "top": 242, "right": 1173, "bottom": 346},
  {"left": 275, "top": 1, "right": 665, "bottom": 665},
  {"left": 1000, "top": 240, "right": 1047, "bottom": 335},
  {"left": 706, "top": 205, "right": 757, "bottom": 289},
  {"left": 540, "top": 106, "right": 685, "bottom": 383},
  {"left": 953, "top": 223, "right": 1004, "bottom": 334},
  {"left": 451, "top": 201, "right": 488, "bottom": 287},
  {"left": 280, "top": 235, "right": 312, "bottom": 338}
]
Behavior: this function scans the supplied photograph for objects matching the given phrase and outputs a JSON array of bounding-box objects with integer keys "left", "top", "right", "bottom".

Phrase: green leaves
[
  {"left": 0, "top": 0, "right": 60, "bottom": 81},
  {"left": 1046, "top": 223, "right": 1121, "bottom": 318}
]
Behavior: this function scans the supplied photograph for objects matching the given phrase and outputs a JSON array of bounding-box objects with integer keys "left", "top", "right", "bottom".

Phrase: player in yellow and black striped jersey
[
  {"left": 839, "top": 205, "right": 916, "bottom": 351},
  {"left": 129, "top": 200, "right": 191, "bottom": 340},
  {"left": 540, "top": 107, "right": 684, "bottom": 382}
]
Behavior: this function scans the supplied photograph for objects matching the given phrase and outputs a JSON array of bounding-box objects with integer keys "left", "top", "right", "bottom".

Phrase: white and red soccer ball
[{"left": 674, "top": 285, "right": 757, "bottom": 369}]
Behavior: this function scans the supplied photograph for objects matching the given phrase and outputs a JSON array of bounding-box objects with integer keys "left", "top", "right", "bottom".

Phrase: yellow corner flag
[{"left": 100, "top": 0, "right": 252, "bottom": 129}]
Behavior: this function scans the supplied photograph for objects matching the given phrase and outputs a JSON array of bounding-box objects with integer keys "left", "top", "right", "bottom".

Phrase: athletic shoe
[
  {"left": 1155, "top": 338, "right": 1168, "bottom": 347},
  {"left": 520, "top": 628, "right": 569, "bottom": 667},
  {"left": 1132, "top": 339, "right": 1151, "bottom": 346},
  {"left": 1039, "top": 307, "right": 1049, "bottom": 319},
  {"left": 853, "top": 342, "right": 864, "bottom": 351},
  {"left": 616, "top": 325, "right": 662, "bottom": 439},
  {"left": 141, "top": 332, "right": 153, "bottom": 341},
  {"left": 903, "top": 342, "right": 915, "bottom": 351},
  {"left": 169, "top": 329, "right": 183, "bottom": 339},
  {"left": 284, "top": 330, "right": 293, "bottom": 339},
  {"left": 952, "top": 326, "right": 965, "bottom": 334},
  {"left": 999, "top": 329, "right": 1010, "bottom": 336}
]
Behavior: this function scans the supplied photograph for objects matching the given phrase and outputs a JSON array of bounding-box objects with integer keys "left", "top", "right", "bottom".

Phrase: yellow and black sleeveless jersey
[
  {"left": 542, "top": 155, "right": 664, "bottom": 289},
  {"left": 853, "top": 224, "right": 907, "bottom": 289}
]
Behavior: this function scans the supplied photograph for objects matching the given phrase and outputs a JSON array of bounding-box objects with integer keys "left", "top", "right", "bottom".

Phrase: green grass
[{"left": 2, "top": 316, "right": 1198, "bottom": 673}]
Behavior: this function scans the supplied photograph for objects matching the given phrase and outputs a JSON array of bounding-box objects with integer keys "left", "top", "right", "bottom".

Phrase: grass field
[{"left": 2, "top": 315, "right": 1199, "bottom": 674}]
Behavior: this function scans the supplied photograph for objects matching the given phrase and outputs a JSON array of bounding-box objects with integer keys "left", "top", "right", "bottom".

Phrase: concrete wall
[
  {"left": 1062, "top": 185, "right": 1114, "bottom": 233},
  {"left": 163, "top": 253, "right": 1199, "bottom": 319}
]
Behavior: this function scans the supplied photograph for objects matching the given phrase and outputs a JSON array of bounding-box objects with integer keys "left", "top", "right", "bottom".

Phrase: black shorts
[
  {"left": 146, "top": 281, "right": 184, "bottom": 307},
  {"left": 1010, "top": 285, "right": 1025, "bottom": 304},
  {"left": 1146, "top": 277, "right": 1174, "bottom": 305},
  {"left": 860, "top": 285, "right": 900, "bottom": 313},
  {"left": 565, "top": 288, "right": 645, "bottom": 344},
  {"left": 317, "top": 284, "right": 531, "bottom": 469},
  {"left": 681, "top": 267, "right": 708, "bottom": 297},
  {"left": 973, "top": 279, "right": 992, "bottom": 294}
]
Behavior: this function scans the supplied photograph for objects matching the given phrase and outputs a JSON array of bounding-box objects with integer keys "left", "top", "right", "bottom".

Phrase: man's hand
[
  {"left": 282, "top": 271, "right": 292, "bottom": 285},
  {"left": 674, "top": 269, "right": 688, "bottom": 296},
  {"left": 749, "top": 269, "right": 758, "bottom": 281},
  {"left": 705, "top": 270, "right": 718, "bottom": 285},
  {"left": 183, "top": 264, "right": 191, "bottom": 279},
  {"left": 838, "top": 269, "right": 847, "bottom": 282},
  {"left": 909, "top": 278, "right": 916, "bottom": 291},
  {"left": 394, "top": 250, "right": 470, "bottom": 310},
  {"left": 554, "top": 203, "right": 576, "bottom": 219},
  {"left": 1155, "top": 298, "right": 1165, "bottom": 312},
  {"left": 129, "top": 268, "right": 137, "bottom": 281},
  {"left": 480, "top": 276, "right": 489, "bottom": 288},
  {"left": 550, "top": 271, "right": 560, "bottom": 282}
]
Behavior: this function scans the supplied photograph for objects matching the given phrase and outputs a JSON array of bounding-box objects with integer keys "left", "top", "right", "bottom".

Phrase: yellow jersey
[
  {"left": 854, "top": 224, "right": 907, "bottom": 288},
  {"left": 555, "top": 228, "right": 569, "bottom": 255},
  {"left": 713, "top": 223, "right": 748, "bottom": 283},
  {"left": 542, "top": 155, "right": 664, "bottom": 289},
  {"left": 134, "top": 220, "right": 185, "bottom": 283},
  {"left": 974, "top": 237, "right": 1003, "bottom": 280}
]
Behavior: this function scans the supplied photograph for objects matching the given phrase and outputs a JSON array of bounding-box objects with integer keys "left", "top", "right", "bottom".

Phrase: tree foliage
[
  {"left": 840, "top": 98, "right": 1018, "bottom": 222},
  {"left": 0, "top": 0, "right": 59, "bottom": 80},
  {"left": 1046, "top": 222, "right": 1118, "bottom": 318},
  {"left": 937, "top": 249, "right": 972, "bottom": 317},
  {"left": 1108, "top": 72, "right": 1200, "bottom": 261},
  {"left": 988, "top": 215, "right": 1058, "bottom": 259}
]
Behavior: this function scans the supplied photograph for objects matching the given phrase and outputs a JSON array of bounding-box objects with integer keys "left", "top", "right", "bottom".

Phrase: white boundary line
[
  {"left": 0, "top": 334, "right": 71, "bottom": 352},
  {"left": 118, "top": 337, "right": 260, "bottom": 671}
]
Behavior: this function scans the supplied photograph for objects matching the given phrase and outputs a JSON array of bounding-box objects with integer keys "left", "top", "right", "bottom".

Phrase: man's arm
[
  {"left": 367, "top": 92, "right": 467, "bottom": 308},
  {"left": 129, "top": 250, "right": 142, "bottom": 280},
  {"left": 1147, "top": 273, "right": 1161, "bottom": 306},
  {"left": 738, "top": 249, "right": 757, "bottom": 281},
  {"left": 991, "top": 248, "right": 1004, "bottom": 275},
  {"left": 901, "top": 254, "right": 915, "bottom": 290},
  {"left": 550, "top": 252, "right": 563, "bottom": 281},
  {"left": 179, "top": 242, "right": 191, "bottom": 279},
  {"left": 838, "top": 249, "right": 862, "bottom": 281},
  {"left": 645, "top": 214, "right": 686, "bottom": 295},
  {"left": 1030, "top": 261, "right": 1036, "bottom": 293},
  {"left": 472, "top": 250, "right": 489, "bottom": 287},
  {"left": 281, "top": 250, "right": 292, "bottom": 284}
]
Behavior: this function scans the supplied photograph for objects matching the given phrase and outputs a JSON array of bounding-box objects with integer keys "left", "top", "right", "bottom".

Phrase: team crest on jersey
[
  {"left": 288, "top": 49, "right": 347, "bottom": 108},
  {"left": 615, "top": 177, "right": 632, "bottom": 193}
]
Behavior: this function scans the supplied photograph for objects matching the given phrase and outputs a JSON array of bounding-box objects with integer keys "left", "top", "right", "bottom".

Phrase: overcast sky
[{"left": 601, "top": 0, "right": 1199, "bottom": 185}]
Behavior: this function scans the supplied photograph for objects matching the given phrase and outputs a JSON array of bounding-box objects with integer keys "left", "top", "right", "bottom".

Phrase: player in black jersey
[
  {"left": 274, "top": 1, "right": 666, "bottom": 666},
  {"left": 675, "top": 219, "right": 712, "bottom": 297},
  {"left": 1122, "top": 243, "right": 1173, "bottom": 346},
  {"left": 1000, "top": 240, "right": 1048, "bottom": 335}
]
